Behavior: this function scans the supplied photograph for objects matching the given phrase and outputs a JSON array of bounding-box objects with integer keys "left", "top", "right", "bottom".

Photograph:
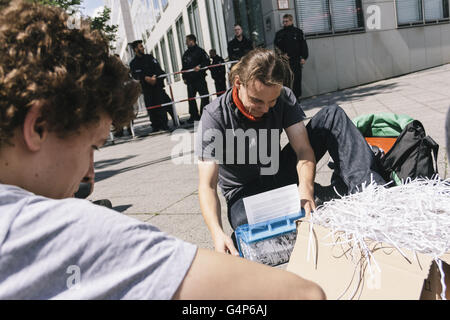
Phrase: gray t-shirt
[
  {"left": 195, "top": 87, "right": 306, "bottom": 202},
  {"left": 0, "top": 184, "right": 197, "bottom": 300}
]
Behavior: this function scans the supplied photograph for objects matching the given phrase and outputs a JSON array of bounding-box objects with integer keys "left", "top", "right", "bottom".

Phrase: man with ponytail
[{"left": 197, "top": 48, "right": 386, "bottom": 255}]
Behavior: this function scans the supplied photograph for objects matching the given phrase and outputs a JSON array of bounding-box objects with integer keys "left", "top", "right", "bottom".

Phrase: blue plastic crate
[{"left": 235, "top": 210, "right": 305, "bottom": 266}]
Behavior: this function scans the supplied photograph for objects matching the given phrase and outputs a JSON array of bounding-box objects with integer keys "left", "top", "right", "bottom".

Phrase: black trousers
[
  {"left": 290, "top": 60, "right": 303, "bottom": 99},
  {"left": 214, "top": 79, "right": 227, "bottom": 97},
  {"left": 226, "top": 105, "right": 386, "bottom": 231},
  {"left": 144, "top": 90, "right": 173, "bottom": 130},
  {"left": 187, "top": 79, "right": 209, "bottom": 120}
]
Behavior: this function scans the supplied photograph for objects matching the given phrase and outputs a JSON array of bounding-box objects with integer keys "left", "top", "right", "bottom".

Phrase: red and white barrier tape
[
  {"left": 147, "top": 90, "right": 227, "bottom": 110},
  {"left": 156, "top": 60, "right": 238, "bottom": 80}
]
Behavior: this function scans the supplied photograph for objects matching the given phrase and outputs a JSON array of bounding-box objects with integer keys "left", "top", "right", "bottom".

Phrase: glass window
[
  {"left": 154, "top": 45, "right": 162, "bottom": 66},
  {"left": 187, "top": 0, "right": 204, "bottom": 47},
  {"left": 206, "top": 0, "right": 220, "bottom": 53},
  {"left": 159, "top": 37, "right": 170, "bottom": 81},
  {"left": 205, "top": 0, "right": 228, "bottom": 57},
  {"left": 424, "top": 0, "right": 449, "bottom": 21},
  {"left": 396, "top": 0, "right": 449, "bottom": 26},
  {"left": 396, "top": 0, "right": 423, "bottom": 24},
  {"left": 161, "top": 0, "right": 169, "bottom": 10},
  {"left": 296, "top": 0, "right": 331, "bottom": 34},
  {"left": 331, "top": 0, "right": 360, "bottom": 31},
  {"left": 153, "top": 0, "right": 161, "bottom": 21},
  {"left": 233, "top": 0, "right": 265, "bottom": 46},
  {"left": 176, "top": 15, "right": 187, "bottom": 56},
  {"left": 167, "top": 28, "right": 181, "bottom": 82},
  {"left": 295, "top": 0, "right": 364, "bottom": 36}
]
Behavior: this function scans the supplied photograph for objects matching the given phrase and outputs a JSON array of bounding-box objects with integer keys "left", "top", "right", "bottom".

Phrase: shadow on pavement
[
  {"left": 95, "top": 155, "right": 137, "bottom": 170},
  {"left": 301, "top": 83, "right": 399, "bottom": 111},
  {"left": 94, "top": 151, "right": 194, "bottom": 183}
]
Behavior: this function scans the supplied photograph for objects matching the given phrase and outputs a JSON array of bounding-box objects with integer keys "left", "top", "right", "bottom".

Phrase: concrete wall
[{"left": 270, "top": 0, "right": 450, "bottom": 97}]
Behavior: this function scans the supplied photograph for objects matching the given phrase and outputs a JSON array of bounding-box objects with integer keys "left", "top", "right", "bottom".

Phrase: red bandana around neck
[{"left": 232, "top": 86, "right": 262, "bottom": 122}]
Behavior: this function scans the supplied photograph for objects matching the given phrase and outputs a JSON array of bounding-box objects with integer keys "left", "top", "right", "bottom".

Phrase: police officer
[
  {"left": 182, "top": 34, "right": 210, "bottom": 122},
  {"left": 129, "top": 40, "right": 175, "bottom": 132},
  {"left": 209, "top": 49, "right": 227, "bottom": 97},
  {"left": 227, "top": 24, "right": 253, "bottom": 62},
  {"left": 274, "top": 14, "right": 309, "bottom": 100}
]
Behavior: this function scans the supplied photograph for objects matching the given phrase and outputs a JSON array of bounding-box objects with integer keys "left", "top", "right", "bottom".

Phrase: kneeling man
[{"left": 197, "top": 48, "right": 386, "bottom": 255}]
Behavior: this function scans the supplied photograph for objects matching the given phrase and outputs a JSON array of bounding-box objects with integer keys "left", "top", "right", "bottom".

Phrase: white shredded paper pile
[{"left": 309, "top": 177, "right": 450, "bottom": 300}]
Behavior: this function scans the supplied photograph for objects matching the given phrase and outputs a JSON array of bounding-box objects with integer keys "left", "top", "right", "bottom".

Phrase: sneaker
[
  {"left": 187, "top": 115, "right": 200, "bottom": 124},
  {"left": 93, "top": 199, "right": 113, "bottom": 209}
]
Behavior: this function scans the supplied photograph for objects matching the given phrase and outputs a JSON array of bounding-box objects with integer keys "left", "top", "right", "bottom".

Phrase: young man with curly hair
[{"left": 0, "top": 0, "right": 325, "bottom": 300}]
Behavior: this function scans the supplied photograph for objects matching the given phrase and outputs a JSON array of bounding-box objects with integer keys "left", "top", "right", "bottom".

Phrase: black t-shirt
[
  {"left": 274, "top": 26, "right": 309, "bottom": 62},
  {"left": 227, "top": 36, "right": 253, "bottom": 61},
  {"left": 129, "top": 54, "right": 167, "bottom": 105},
  {"left": 130, "top": 54, "right": 166, "bottom": 91},
  {"left": 195, "top": 87, "right": 306, "bottom": 202},
  {"left": 181, "top": 45, "right": 210, "bottom": 84},
  {"left": 210, "top": 55, "right": 226, "bottom": 81}
]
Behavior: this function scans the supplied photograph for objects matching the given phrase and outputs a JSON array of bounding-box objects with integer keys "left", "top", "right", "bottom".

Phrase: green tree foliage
[
  {"left": 34, "top": 0, "right": 118, "bottom": 50},
  {"left": 90, "top": 6, "right": 118, "bottom": 50},
  {"left": 35, "top": 0, "right": 81, "bottom": 13}
]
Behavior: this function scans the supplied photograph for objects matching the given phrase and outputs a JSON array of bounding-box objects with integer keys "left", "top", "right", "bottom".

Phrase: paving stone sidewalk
[{"left": 89, "top": 64, "right": 450, "bottom": 251}]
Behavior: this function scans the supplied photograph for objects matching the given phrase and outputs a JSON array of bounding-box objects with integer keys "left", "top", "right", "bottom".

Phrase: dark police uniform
[
  {"left": 182, "top": 45, "right": 211, "bottom": 120},
  {"left": 130, "top": 54, "right": 174, "bottom": 131},
  {"left": 274, "top": 25, "right": 309, "bottom": 99},
  {"left": 227, "top": 36, "right": 253, "bottom": 61},
  {"left": 210, "top": 54, "right": 227, "bottom": 97}
]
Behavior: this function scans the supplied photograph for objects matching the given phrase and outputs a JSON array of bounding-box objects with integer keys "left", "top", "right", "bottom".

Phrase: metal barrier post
[
  {"left": 129, "top": 121, "right": 135, "bottom": 138},
  {"left": 166, "top": 75, "right": 180, "bottom": 127}
]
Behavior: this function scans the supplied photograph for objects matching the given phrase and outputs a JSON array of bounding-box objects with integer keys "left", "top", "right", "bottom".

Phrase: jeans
[{"left": 227, "top": 105, "right": 386, "bottom": 231}]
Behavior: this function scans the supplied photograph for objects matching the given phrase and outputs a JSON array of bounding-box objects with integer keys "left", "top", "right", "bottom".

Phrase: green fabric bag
[
  {"left": 352, "top": 113, "right": 438, "bottom": 186},
  {"left": 352, "top": 113, "right": 414, "bottom": 138}
]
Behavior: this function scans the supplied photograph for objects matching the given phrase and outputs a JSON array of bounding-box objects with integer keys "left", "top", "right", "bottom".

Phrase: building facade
[{"left": 110, "top": 0, "right": 450, "bottom": 104}]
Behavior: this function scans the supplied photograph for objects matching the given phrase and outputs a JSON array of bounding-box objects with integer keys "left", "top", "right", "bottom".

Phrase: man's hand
[
  {"left": 300, "top": 183, "right": 316, "bottom": 218},
  {"left": 194, "top": 65, "right": 201, "bottom": 72},
  {"left": 213, "top": 231, "right": 240, "bottom": 256},
  {"left": 144, "top": 75, "right": 157, "bottom": 85},
  {"left": 301, "top": 196, "right": 316, "bottom": 219},
  {"left": 300, "top": 58, "right": 306, "bottom": 65}
]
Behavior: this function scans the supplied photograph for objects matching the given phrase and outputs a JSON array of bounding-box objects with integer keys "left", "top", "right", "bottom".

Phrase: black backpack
[{"left": 380, "top": 120, "right": 439, "bottom": 185}]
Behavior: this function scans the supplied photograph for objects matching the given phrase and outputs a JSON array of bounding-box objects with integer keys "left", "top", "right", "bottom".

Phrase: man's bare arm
[
  {"left": 173, "top": 248, "right": 325, "bottom": 300},
  {"left": 198, "top": 160, "right": 239, "bottom": 255},
  {"left": 285, "top": 122, "right": 317, "bottom": 216}
]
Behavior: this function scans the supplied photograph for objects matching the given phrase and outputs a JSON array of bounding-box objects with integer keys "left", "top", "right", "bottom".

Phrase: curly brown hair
[{"left": 0, "top": 0, "right": 141, "bottom": 148}]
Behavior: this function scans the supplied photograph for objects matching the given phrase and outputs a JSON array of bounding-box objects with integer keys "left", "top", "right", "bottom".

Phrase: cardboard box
[{"left": 287, "top": 219, "right": 450, "bottom": 300}]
